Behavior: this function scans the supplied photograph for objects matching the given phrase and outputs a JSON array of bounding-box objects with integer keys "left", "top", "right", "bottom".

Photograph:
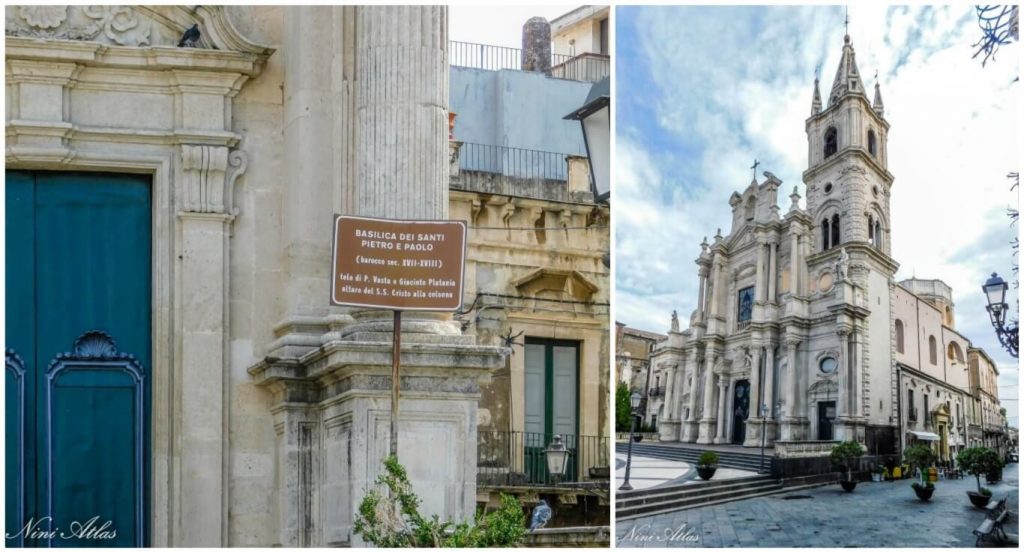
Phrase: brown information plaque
[{"left": 330, "top": 215, "right": 467, "bottom": 311}]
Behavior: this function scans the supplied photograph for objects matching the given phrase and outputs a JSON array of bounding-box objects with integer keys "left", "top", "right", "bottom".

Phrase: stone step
[
  {"left": 616, "top": 481, "right": 784, "bottom": 519},
  {"left": 617, "top": 473, "right": 770, "bottom": 500},
  {"left": 616, "top": 481, "right": 831, "bottom": 522},
  {"left": 617, "top": 476, "right": 778, "bottom": 508},
  {"left": 618, "top": 443, "right": 773, "bottom": 471}
]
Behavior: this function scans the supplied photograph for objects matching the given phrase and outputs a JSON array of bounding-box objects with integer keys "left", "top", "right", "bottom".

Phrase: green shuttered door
[{"left": 6, "top": 171, "right": 150, "bottom": 547}]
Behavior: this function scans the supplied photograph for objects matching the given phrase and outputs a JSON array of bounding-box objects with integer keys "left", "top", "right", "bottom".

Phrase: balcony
[
  {"left": 450, "top": 41, "right": 609, "bottom": 83},
  {"left": 647, "top": 386, "right": 664, "bottom": 398},
  {"left": 477, "top": 430, "right": 609, "bottom": 487},
  {"left": 451, "top": 142, "right": 591, "bottom": 202}
]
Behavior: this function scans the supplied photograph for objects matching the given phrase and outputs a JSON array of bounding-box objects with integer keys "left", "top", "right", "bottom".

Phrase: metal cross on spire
[
  {"left": 751, "top": 159, "right": 760, "bottom": 180},
  {"left": 844, "top": 6, "right": 849, "bottom": 35}
]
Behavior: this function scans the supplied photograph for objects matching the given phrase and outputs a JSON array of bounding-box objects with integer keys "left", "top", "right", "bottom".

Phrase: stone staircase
[
  {"left": 616, "top": 442, "right": 772, "bottom": 473},
  {"left": 615, "top": 473, "right": 835, "bottom": 521}
]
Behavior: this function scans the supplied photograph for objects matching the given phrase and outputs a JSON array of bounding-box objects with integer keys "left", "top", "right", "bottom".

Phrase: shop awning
[{"left": 909, "top": 431, "right": 940, "bottom": 441}]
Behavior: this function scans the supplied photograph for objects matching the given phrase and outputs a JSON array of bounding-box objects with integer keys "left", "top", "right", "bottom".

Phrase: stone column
[
  {"left": 715, "top": 379, "right": 729, "bottom": 443},
  {"left": 764, "top": 342, "right": 776, "bottom": 420},
  {"left": 789, "top": 232, "right": 800, "bottom": 295},
  {"left": 697, "top": 354, "right": 718, "bottom": 444},
  {"left": 852, "top": 330, "right": 862, "bottom": 417},
  {"left": 780, "top": 336, "right": 799, "bottom": 440},
  {"left": 682, "top": 352, "right": 701, "bottom": 442},
  {"left": 744, "top": 346, "right": 763, "bottom": 446},
  {"left": 837, "top": 327, "right": 850, "bottom": 417},
  {"left": 755, "top": 240, "right": 766, "bottom": 303},
  {"left": 697, "top": 266, "right": 709, "bottom": 320},
  {"left": 768, "top": 240, "right": 778, "bottom": 303},
  {"left": 664, "top": 364, "right": 677, "bottom": 419},
  {"left": 708, "top": 257, "right": 723, "bottom": 333}
]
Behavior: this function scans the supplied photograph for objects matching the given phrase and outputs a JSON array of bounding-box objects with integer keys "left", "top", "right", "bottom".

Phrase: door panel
[
  {"left": 6, "top": 171, "right": 150, "bottom": 547},
  {"left": 732, "top": 379, "right": 749, "bottom": 444},
  {"left": 818, "top": 401, "right": 835, "bottom": 440},
  {"left": 523, "top": 339, "right": 579, "bottom": 483}
]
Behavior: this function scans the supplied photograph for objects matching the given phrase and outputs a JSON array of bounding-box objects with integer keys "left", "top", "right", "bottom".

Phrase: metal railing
[
  {"left": 647, "top": 386, "right": 664, "bottom": 398},
  {"left": 551, "top": 52, "right": 610, "bottom": 82},
  {"left": 450, "top": 40, "right": 572, "bottom": 72},
  {"left": 477, "top": 430, "right": 609, "bottom": 487},
  {"left": 457, "top": 142, "right": 580, "bottom": 182}
]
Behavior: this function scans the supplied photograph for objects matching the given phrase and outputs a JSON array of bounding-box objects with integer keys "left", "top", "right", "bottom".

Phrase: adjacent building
[{"left": 615, "top": 322, "right": 666, "bottom": 429}]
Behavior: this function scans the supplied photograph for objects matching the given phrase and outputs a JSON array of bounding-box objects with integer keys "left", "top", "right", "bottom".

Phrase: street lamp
[
  {"left": 544, "top": 434, "right": 569, "bottom": 485},
  {"left": 620, "top": 391, "right": 642, "bottom": 491},
  {"left": 759, "top": 403, "right": 769, "bottom": 474},
  {"left": 563, "top": 77, "right": 610, "bottom": 203},
  {"left": 982, "top": 272, "right": 1018, "bottom": 358}
]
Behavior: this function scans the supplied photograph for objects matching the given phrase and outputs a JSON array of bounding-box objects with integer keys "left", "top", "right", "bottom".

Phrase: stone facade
[
  {"left": 4, "top": 5, "right": 607, "bottom": 547},
  {"left": 615, "top": 323, "right": 667, "bottom": 428},
  {"left": 648, "top": 33, "right": 1005, "bottom": 466}
]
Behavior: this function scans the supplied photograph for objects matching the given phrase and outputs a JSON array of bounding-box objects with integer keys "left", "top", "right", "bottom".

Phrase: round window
[
  {"left": 824, "top": 182, "right": 833, "bottom": 194},
  {"left": 819, "top": 356, "right": 838, "bottom": 373}
]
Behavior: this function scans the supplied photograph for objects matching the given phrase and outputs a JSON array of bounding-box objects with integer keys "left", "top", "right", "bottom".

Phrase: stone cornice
[{"left": 802, "top": 146, "right": 894, "bottom": 187}]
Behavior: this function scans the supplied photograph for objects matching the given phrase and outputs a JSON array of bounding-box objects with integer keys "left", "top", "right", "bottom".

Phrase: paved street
[{"left": 617, "top": 466, "right": 1019, "bottom": 547}]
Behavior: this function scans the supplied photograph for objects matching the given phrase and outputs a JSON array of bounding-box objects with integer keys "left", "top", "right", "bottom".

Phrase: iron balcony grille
[
  {"left": 477, "top": 430, "right": 609, "bottom": 487},
  {"left": 457, "top": 142, "right": 580, "bottom": 182}
]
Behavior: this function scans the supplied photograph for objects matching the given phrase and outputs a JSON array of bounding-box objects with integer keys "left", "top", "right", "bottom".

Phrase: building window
[
  {"left": 868, "top": 130, "right": 877, "bottom": 157},
  {"left": 824, "top": 127, "right": 838, "bottom": 158},
  {"left": 737, "top": 286, "right": 754, "bottom": 326},
  {"left": 895, "top": 319, "right": 904, "bottom": 353},
  {"left": 821, "top": 214, "right": 841, "bottom": 251},
  {"left": 908, "top": 389, "right": 915, "bottom": 420},
  {"left": 924, "top": 394, "right": 929, "bottom": 423},
  {"left": 873, "top": 220, "right": 882, "bottom": 248},
  {"left": 929, "top": 335, "right": 937, "bottom": 365},
  {"left": 819, "top": 356, "right": 838, "bottom": 374}
]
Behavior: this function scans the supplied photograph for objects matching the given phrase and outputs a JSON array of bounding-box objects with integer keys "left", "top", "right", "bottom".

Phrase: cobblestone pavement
[{"left": 617, "top": 466, "right": 1019, "bottom": 548}]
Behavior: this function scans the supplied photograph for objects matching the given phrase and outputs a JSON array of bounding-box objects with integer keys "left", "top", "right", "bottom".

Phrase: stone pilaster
[
  {"left": 682, "top": 351, "right": 701, "bottom": 442},
  {"left": 697, "top": 354, "right": 718, "bottom": 444},
  {"left": 714, "top": 379, "right": 729, "bottom": 443},
  {"left": 744, "top": 346, "right": 764, "bottom": 447}
]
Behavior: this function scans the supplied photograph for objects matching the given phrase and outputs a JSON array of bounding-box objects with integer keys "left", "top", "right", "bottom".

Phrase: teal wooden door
[
  {"left": 6, "top": 171, "right": 150, "bottom": 547},
  {"left": 523, "top": 338, "right": 579, "bottom": 483}
]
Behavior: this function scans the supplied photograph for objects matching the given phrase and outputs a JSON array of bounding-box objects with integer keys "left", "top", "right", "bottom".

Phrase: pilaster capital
[{"left": 178, "top": 144, "right": 247, "bottom": 218}]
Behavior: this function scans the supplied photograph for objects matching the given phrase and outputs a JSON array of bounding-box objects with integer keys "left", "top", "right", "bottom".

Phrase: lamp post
[
  {"left": 759, "top": 403, "right": 769, "bottom": 474},
  {"left": 982, "top": 272, "right": 1018, "bottom": 358},
  {"left": 544, "top": 434, "right": 569, "bottom": 486},
  {"left": 620, "top": 391, "right": 642, "bottom": 491}
]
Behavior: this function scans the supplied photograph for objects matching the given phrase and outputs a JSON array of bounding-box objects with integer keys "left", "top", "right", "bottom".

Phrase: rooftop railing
[
  {"left": 450, "top": 41, "right": 609, "bottom": 82},
  {"left": 457, "top": 142, "right": 579, "bottom": 182}
]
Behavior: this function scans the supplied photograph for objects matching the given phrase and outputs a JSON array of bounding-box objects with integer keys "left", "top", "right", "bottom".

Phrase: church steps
[
  {"left": 617, "top": 476, "right": 777, "bottom": 508},
  {"left": 615, "top": 480, "right": 832, "bottom": 521},
  {"left": 617, "top": 442, "right": 773, "bottom": 472}
]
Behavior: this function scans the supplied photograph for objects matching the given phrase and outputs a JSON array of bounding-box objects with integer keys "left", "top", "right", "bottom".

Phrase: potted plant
[
  {"left": 870, "top": 464, "right": 884, "bottom": 482},
  {"left": 958, "top": 447, "right": 1001, "bottom": 508},
  {"left": 696, "top": 451, "right": 719, "bottom": 480},
  {"left": 904, "top": 444, "right": 937, "bottom": 501},
  {"left": 830, "top": 441, "right": 865, "bottom": 492}
]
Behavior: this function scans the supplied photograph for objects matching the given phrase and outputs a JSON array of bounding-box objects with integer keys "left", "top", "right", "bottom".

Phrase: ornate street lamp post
[
  {"left": 982, "top": 272, "right": 1018, "bottom": 358},
  {"left": 544, "top": 434, "right": 569, "bottom": 486},
  {"left": 620, "top": 391, "right": 642, "bottom": 491}
]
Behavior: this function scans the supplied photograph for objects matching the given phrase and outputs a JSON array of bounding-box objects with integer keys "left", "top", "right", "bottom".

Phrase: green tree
[
  {"left": 957, "top": 446, "right": 1002, "bottom": 496},
  {"left": 354, "top": 455, "right": 528, "bottom": 547},
  {"left": 829, "top": 440, "right": 865, "bottom": 481},
  {"left": 616, "top": 381, "right": 633, "bottom": 432},
  {"left": 903, "top": 444, "right": 937, "bottom": 486}
]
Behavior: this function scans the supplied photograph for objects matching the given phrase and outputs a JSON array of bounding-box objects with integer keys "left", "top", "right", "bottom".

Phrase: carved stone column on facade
[
  {"left": 837, "top": 327, "right": 851, "bottom": 418},
  {"left": 708, "top": 256, "right": 724, "bottom": 333},
  {"left": 768, "top": 240, "right": 778, "bottom": 303},
  {"left": 755, "top": 240, "right": 766, "bottom": 304},
  {"left": 697, "top": 355, "right": 718, "bottom": 444},
  {"left": 780, "top": 336, "right": 800, "bottom": 440},
  {"left": 715, "top": 378, "right": 729, "bottom": 443},
  {"left": 789, "top": 231, "right": 800, "bottom": 295},
  {"left": 744, "top": 346, "right": 764, "bottom": 447},
  {"left": 697, "top": 265, "right": 709, "bottom": 321},
  {"left": 682, "top": 351, "right": 700, "bottom": 442},
  {"left": 763, "top": 341, "right": 776, "bottom": 433},
  {"left": 177, "top": 143, "right": 247, "bottom": 546},
  {"left": 663, "top": 364, "right": 677, "bottom": 420}
]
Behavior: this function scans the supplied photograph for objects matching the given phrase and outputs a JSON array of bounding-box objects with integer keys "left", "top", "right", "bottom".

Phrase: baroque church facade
[{"left": 653, "top": 33, "right": 901, "bottom": 451}]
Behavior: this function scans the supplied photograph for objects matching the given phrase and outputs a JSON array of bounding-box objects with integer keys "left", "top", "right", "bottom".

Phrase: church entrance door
[
  {"left": 731, "top": 379, "right": 750, "bottom": 444},
  {"left": 817, "top": 401, "right": 836, "bottom": 440}
]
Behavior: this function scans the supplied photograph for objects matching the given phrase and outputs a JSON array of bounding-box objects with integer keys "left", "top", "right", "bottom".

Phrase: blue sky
[{"left": 615, "top": 5, "right": 1019, "bottom": 426}]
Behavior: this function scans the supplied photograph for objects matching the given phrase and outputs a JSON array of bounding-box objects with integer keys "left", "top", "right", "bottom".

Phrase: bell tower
[{"left": 803, "top": 33, "right": 893, "bottom": 258}]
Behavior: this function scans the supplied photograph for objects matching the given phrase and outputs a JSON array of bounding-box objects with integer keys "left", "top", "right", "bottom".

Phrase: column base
[
  {"left": 681, "top": 420, "right": 699, "bottom": 442},
  {"left": 743, "top": 418, "right": 776, "bottom": 448},
  {"left": 834, "top": 417, "right": 867, "bottom": 443},
  {"left": 658, "top": 420, "right": 681, "bottom": 442},
  {"left": 697, "top": 419, "right": 717, "bottom": 444},
  {"left": 779, "top": 417, "right": 810, "bottom": 441}
]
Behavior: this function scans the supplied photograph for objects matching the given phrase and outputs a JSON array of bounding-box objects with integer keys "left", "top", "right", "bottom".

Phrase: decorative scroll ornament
[
  {"left": 19, "top": 6, "right": 67, "bottom": 29},
  {"left": 180, "top": 144, "right": 248, "bottom": 217},
  {"left": 6, "top": 5, "right": 161, "bottom": 46}
]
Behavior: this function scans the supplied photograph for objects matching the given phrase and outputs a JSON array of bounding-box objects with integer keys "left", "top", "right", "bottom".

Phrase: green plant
[
  {"left": 903, "top": 444, "right": 937, "bottom": 485},
  {"left": 957, "top": 446, "right": 1002, "bottom": 494},
  {"left": 829, "top": 441, "right": 865, "bottom": 481},
  {"left": 980, "top": 486, "right": 993, "bottom": 497},
  {"left": 616, "top": 382, "right": 633, "bottom": 433},
  {"left": 354, "top": 455, "right": 528, "bottom": 547},
  {"left": 697, "top": 451, "right": 720, "bottom": 467}
]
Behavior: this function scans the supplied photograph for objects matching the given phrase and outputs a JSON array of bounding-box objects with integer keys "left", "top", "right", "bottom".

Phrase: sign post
[{"left": 330, "top": 215, "right": 467, "bottom": 457}]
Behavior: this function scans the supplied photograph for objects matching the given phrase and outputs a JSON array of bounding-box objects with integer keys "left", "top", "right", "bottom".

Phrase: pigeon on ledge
[
  {"left": 529, "top": 499, "right": 552, "bottom": 531},
  {"left": 178, "top": 24, "right": 200, "bottom": 48}
]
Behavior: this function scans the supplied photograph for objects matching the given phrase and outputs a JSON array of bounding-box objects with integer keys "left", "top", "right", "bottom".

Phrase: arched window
[
  {"left": 895, "top": 320, "right": 904, "bottom": 353},
  {"left": 824, "top": 127, "right": 838, "bottom": 158},
  {"left": 868, "top": 215, "right": 874, "bottom": 241},
  {"left": 948, "top": 342, "right": 964, "bottom": 364},
  {"left": 821, "top": 219, "right": 831, "bottom": 250},
  {"left": 831, "top": 214, "right": 841, "bottom": 246},
  {"left": 928, "top": 335, "right": 937, "bottom": 365},
  {"left": 744, "top": 195, "right": 755, "bottom": 221},
  {"left": 821, "top": 213, "right": 841, "bottom": 250},
  {"left": 868, "top": 130, "right": 877, "bottom": 157},
  {"left": 873, "top": 220, "right": 882, "bottom": 248}
]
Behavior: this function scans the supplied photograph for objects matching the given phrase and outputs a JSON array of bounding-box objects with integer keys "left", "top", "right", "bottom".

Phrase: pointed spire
[
  {"left": 811, "top": 76, "right": 822, "bottom": 115},
  {"left": 828, "top": 33, "right": 866, "bottom": 107},
  {"left": 872, "top": 73, "right": 885, "bottom": 117}
]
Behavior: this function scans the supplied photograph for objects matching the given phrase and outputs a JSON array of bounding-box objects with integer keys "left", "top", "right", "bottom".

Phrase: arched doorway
[{"left": 732, "top": 379, "right": 750, "bottom": 444}]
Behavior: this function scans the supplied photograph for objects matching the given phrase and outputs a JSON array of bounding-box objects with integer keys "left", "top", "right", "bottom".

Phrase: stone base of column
[
  {"left": 681, "top": 420, "right": 699, "bottom": 442},
  {"left": 764, "top": 419, "right": 779, "bottom": 442},
  {"left": 697, "top": 419, "right": 717, "bottom": 444},
  {"left": 743, "top": 418, "right": 766, "bottom": 448},
  {"left": 658, "top": 420, "right": 680, "bottom": 442},
  {"left": 779, "top": 417, "right": 809, "bottom": 441},
  {"left": 834, "top": 417, "right": 867, "bottom": 443},
  {"left": 249, "top": 335, "right": 506, "bottom": 546}
]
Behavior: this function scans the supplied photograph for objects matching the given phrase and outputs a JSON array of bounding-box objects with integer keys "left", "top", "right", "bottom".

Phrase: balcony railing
[
  {"left": 477, "top": 430, "right": 609, "bottom": 487},
  {"left": 450, "top": 41, "right": 608, "bottom": 82},
  {"left": 457, "top": 142, "right": 578, "bottom": 181}
]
